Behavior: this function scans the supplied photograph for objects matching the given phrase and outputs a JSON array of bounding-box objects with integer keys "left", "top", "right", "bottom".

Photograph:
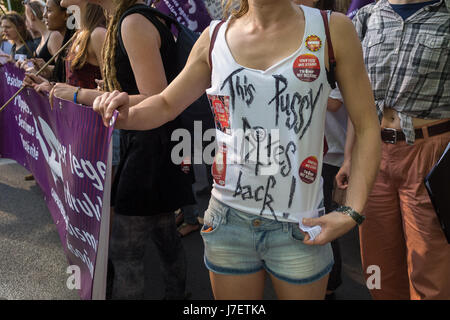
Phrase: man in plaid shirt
[{"left": 337, "top": 0, "right": 450, "bottom": 299}]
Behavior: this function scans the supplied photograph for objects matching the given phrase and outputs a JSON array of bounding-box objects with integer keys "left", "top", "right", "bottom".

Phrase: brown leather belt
[{"left": 381, "top": 120, "right": 450, "bottom": 144}]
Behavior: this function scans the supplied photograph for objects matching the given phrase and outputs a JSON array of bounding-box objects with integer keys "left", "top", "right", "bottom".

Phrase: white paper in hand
[{"left": 299, "top": 222, "right": 322, "bottom": 241}]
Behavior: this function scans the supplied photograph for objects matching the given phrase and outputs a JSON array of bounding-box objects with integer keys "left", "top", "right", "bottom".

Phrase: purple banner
[
  {"left": 0, "top": 63, "right": 113, "bottom": 300},
  {"left": 346, "top": 0, "right": 375, "bottom": 19},
  {"left": 155, "top": 0, "right": 212, "bottom": 32}
]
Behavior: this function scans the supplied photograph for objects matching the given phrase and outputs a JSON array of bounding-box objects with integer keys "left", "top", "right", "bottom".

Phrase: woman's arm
[
  {"left": 117, "top": 13, "right": 169, "bottom": 101},
  {"left": 336, "top": 118, "right": 355, "bottom": 189},
  {"left": 88, "top": 26, "right": 107, "bottom": 71},
  {"left": 302, "top": 12, "right": 380, "bottom": 245},
  {"left": 331, "top": 13, "right": 380, "bottom": 214},
  {"left": 47, "top": 31, "right": 64, "bottom": 57},
  {"left": 94, "top": 26, "right": 212, "bottom": 129},
  {"left": 54, "top": 14, "right": 168, "bottom": 106}
]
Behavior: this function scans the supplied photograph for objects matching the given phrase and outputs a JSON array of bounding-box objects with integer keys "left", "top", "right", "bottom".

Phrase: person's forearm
[
  {"left": 343, "top": 118, "right": 355, "bottom": 163},
  {"left": 344, "top": 124, "right": 381, "bottom": 213},
  {"left": 129, "top": 94, "right": 148, "bottom": 106},
  {"left": 122, "top": 94, "right": 175, "bottom": 130},
  {"left": 77, "top": 88, "right": 104, "bottom": 106},
  {"left": 79, "top": 87, "right": 148, "bottom": 107}
]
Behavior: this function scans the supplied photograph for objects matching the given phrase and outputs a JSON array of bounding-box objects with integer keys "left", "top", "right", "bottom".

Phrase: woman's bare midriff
[{"left": 381, "top": 108, "right": 443, "bottom": 130}]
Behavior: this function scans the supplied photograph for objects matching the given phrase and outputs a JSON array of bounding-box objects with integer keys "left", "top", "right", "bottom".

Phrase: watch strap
[{"left": 336, "top": 206, "right": 365, "bottom": 225}]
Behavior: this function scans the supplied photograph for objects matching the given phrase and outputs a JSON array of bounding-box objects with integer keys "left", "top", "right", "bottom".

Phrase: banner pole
[{"left": 0, "top": 32, "right": 77, "bottom": 113}]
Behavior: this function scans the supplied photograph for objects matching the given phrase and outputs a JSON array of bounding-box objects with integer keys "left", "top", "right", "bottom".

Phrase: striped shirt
[{"left": 353, "top": 0, "right": 450, "bottom": 144}]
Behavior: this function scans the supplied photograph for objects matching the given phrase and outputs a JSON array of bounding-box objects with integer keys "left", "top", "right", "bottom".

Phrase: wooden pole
[{"left": 0, "top": 32, "right": 77, "bottom": 112}]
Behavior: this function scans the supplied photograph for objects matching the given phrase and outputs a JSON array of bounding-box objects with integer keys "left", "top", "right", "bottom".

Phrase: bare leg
[
  {"left": 269, "top": 273, "right": 329, "bottom": 300},
  {"left": 209, "top": 270, "right": 266, "bottom": 300}
]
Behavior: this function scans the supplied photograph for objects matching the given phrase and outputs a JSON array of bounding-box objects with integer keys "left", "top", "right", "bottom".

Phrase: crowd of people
[{"left": 0, "top": 0, "right": 449, "bottom": 300}]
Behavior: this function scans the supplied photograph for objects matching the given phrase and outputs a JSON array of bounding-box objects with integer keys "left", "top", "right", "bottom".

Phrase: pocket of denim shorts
[
  {"left": 290, "top": 225, "right": 306, "bottom": 242},
  {"left": 201, "top": 205, "right": 224, "bottom": 235}
]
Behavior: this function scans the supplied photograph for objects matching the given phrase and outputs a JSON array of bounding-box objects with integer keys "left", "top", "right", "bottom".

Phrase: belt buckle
[{"left": 384, "top": 128, "right": 397, "bottom": 144}]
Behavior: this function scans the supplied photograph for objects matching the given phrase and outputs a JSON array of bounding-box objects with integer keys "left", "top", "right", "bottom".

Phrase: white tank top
[{"left": 206, "top": 5, "right": 332, "bottom": 223}]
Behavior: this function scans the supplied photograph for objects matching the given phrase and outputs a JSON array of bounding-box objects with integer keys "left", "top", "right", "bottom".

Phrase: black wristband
[{"left": 336, "top": 206, "right": 365, "bottom": 225}]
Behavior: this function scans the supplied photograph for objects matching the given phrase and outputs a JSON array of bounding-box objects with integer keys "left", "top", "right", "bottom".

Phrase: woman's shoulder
[
  {"left": 90, "top": 26, "right": 107, "bottom": 43},
  {"left": 121, "top": 11, "right": 161, "bottom": 35},
  {"left": 47, "top": 31, "right": 64, "bottom": 55},
  {"left": 329, "top": 11, "right": 358, "bottom": 43},
  {"left": 49, "top": 31, "right": 64, "bottom": 42},
  {"left": 119, "top": 12, "right": 163, "bottom": 51}
]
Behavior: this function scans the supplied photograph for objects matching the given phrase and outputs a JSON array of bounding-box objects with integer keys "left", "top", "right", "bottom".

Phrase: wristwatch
[{"left": 336, "top": 206, "right": 365, "bottom": 226}]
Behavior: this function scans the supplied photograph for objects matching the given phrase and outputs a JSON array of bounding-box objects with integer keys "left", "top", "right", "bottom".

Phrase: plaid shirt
[{"left": 353, "top": 0, "right": 450, "bottom": 144}]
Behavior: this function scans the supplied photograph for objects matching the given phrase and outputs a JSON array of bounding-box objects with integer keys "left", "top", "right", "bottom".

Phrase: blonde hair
[
  {"left": 67, "top": 3, "right": 106, "bottom": 71},
  {"left": 222, "top": 0, "right": 249, "bottom": 19}
]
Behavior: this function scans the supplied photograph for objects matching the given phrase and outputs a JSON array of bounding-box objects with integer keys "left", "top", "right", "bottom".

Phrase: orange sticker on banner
[
  {"left": 299, "top": 156, "right": 318, "bottom": 184},
  {"left": 293, "top": 54, "right": 320, "bottom": 82},
  {"left": 305, "top": 35, "right": 322, "bottom": 52}
]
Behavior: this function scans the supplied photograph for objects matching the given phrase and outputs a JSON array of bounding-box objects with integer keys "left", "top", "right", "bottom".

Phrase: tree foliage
[{"left": 1, "top": 0, "right": 25, "bottom": 15}]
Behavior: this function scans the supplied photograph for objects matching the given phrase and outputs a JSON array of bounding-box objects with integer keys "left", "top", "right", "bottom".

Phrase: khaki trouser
[{"left": 360, "top": 131, "right": 450, "bottom": 300}]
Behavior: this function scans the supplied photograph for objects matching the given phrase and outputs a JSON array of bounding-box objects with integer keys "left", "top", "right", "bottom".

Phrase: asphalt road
[{"left": 0, "top": 159, "right": 371, "bottom": 300}]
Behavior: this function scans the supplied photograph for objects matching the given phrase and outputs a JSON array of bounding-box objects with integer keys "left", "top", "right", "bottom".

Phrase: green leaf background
[{"left": 1, "top": 0, "right": 25, "bottom": 14}]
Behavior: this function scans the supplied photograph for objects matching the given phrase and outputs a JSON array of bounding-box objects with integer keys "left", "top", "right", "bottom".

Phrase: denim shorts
[{"left": 200, "top": 197, "right": 334, "bottom": 285}]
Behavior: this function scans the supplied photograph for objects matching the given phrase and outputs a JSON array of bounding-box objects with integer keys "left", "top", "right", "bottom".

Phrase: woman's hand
[
  {"left": 23, "top": 72, "right": 45, "bottom": 87},
  {"left": 34, "top": 80, "right": 54, "bottom": 94},
  {"left": 93, "top": 90, "right": 130, "bottom": 128},
  {"left": 0, "top": 53, "right": 13, "bottom": 66},
  {"left": 23, "top": 72, "right": 55, "bottom": 96},
  {"left": 336, "top": 159, "right": 351, "bottom": 190},
  {"left": 23, "top": 73, "right": 53, "bottom": 95},
  {"left": 25, "top": 58, "right": 52, "bottom": 78},
  {"left": 95, "top": 79, "right": 104, "bottom": 91},
  {"left": 301, "top": 211, "right": 357, "bottom": 246},
  {"left": 52, "top": 83, "right": 78, "bottom": 101},
  {"left": 15, "top": 58, "right": 35, "bottom": 71}
]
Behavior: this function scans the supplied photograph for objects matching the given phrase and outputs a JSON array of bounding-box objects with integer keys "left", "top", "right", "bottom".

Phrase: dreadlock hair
[
  {"left": 102, "top": 0, "right": 162, "bottom": 92},
  {"left": 67, "top": 3, "right": 106, "bottom": 71},
  {"left": 102, "top": 0, "right": 138, "bottom": 92}
]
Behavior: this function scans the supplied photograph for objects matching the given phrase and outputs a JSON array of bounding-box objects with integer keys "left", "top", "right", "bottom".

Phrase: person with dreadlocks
[{"left": 52, "top": 0, "right": 195, "bottom": 300}]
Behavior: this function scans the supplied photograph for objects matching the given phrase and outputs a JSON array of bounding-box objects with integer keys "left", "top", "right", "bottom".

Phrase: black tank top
[
  {"left": 52, "top": 28, "right": 74, "bottom": 82},
  {"left": 115, "top": 4, "right": 178, "bottom": 94},
  {"left": 37, "top": 32, "right": 53, "bottom": 63},
  {"left": 111, "top": 4, "right": 195, "bottom": 216}
]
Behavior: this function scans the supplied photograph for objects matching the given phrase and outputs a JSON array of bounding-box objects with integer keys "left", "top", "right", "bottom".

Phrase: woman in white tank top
[{"left": 93, "top": 0, "right": 381, "bottom": 300}]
